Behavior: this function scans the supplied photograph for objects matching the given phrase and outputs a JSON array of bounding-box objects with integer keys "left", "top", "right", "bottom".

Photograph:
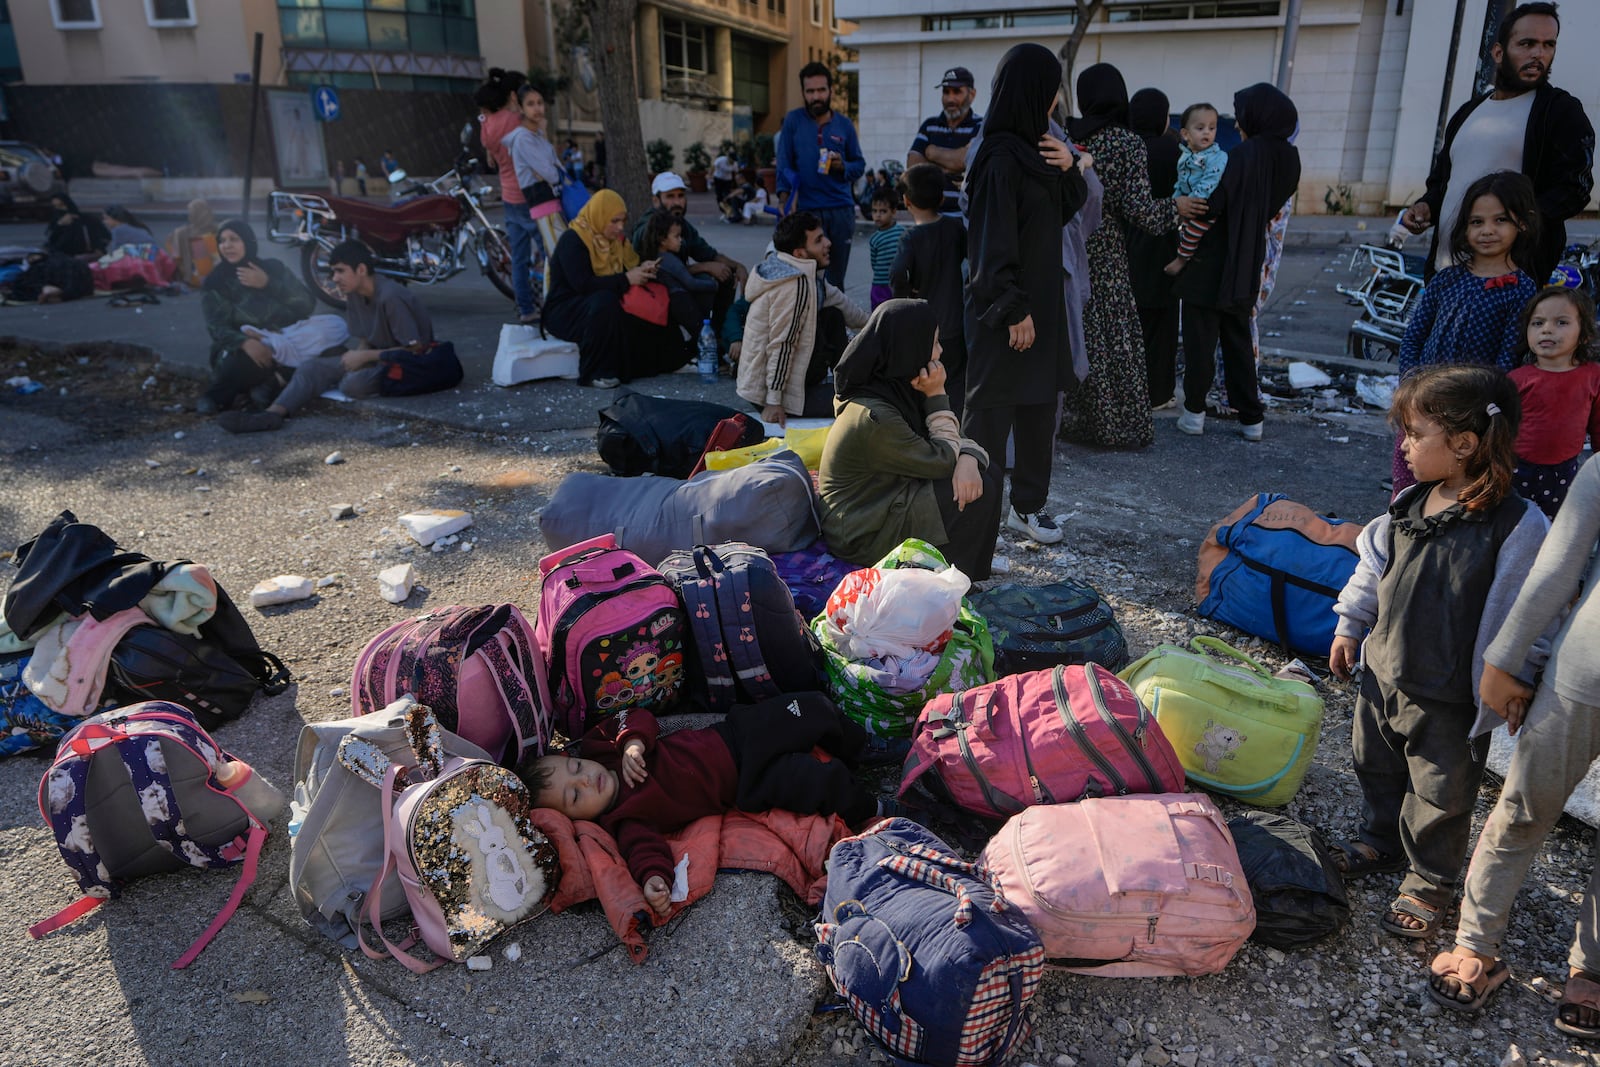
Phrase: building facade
[{"left": 836, "top": 0, "right": 1600, "bottom": 215}]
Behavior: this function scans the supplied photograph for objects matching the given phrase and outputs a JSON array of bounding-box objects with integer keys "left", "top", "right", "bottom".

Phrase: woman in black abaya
[
  {"left": 963, "top": 42, "right": 1087, "bottom": 546},
  {"left": 1172, "top": 83, "right": 1301, "bottom": 441}
]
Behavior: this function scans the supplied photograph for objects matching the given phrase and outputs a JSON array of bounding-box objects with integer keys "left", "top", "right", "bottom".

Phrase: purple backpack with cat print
[
  {"left": 28, "top": 701, "right": 282, "bottom": 968},
  {"left": 536, "top": 533, "right": 689, "bottom": 740}
]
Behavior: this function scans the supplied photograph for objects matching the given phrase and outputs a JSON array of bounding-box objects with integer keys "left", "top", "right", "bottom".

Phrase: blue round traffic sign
[{"left": 312, "top": 85, "right": 341, "bottom": 122}]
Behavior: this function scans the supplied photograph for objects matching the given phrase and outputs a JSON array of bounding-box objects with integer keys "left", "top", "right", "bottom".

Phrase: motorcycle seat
[{"left": 321, "top": 194, "right": 462, "bottom": 252}]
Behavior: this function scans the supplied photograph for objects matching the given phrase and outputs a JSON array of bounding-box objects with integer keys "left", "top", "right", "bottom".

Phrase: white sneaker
[
  {"left": 1241, "top": 421, "right": 1263, "bottom": 442},
  {"left": 1176, "top": 409, "right": 1205, "bottom": 436},
  {"left": 1152, "top": 397, "right": 1177, "bottom": 411},
  {"left": 589, "top": 376, "right": 621, "bottom": 389},
  {"left": 1005, "top": 507, "right": 1064, "bottom": 545}
]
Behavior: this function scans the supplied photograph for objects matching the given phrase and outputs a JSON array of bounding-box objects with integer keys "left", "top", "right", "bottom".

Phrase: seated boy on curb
[
  {"left": 522, "top": 693, "right": 890, "bottom": 917},
  {"left": 219, "top": 239, "right": 439, "bottom": 433}
]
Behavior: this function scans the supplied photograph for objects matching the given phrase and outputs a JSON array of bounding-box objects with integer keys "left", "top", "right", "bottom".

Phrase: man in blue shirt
[
  {"left": 908, "top": 67, "right": 984, "bottom": 215},
  {"left": 776, "top": 61, "right": 865, "bottom": 290}
]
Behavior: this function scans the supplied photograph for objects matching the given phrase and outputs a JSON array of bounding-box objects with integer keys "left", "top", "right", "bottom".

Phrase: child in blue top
[
  {"left": 1164, "top": 103, "right": 1227, "bottom": 274},
  {"left": 1392, "top": 169, "right": 1541, "bottom": 493},
  {"left": 867, "top": 189, "right": 904, "bottom": 309}
]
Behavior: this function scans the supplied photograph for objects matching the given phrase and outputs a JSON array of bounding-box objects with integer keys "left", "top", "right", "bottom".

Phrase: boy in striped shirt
[{"left": 867, "top": 190, "right": 904, "bottom": 309}]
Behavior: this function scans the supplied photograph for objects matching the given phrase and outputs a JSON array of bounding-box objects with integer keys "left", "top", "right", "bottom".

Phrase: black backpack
[
  {"left": 596, "top": 389, "right": 761, "bottom": 479},
  {"left": 1228, "top": 811, "right": 1351, "bottom": 948},
  {"left": 969, "top": 580, "right": 1130, "bottom": 674}
]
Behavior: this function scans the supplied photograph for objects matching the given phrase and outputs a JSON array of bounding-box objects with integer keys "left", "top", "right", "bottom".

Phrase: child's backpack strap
[
  {"left": 357, "top": 762, "right": 444, "bottom": 974},
  {"left": 702, "top": 545, "right": 775, "bottom": 701}
]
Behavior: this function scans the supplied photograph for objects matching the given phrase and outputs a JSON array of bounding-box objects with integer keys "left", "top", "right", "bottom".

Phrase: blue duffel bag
[
  {"left": 1195, "top": 493, "right": 1364, "bottom": 658},
  {"left": 814, "top": 819, "right": 1044, "bottom": 1067}
]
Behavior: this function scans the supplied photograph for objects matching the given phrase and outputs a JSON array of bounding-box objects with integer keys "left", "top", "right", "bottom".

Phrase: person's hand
[
  {"left": 762, "top": 403, "right": 787, "bottom": 428},
  {"left": 827, "top": 152, "right": 844, "bottom": 178},
  {"left": 642, "top": 875, "right": 672, "bottom": 917},
  {"left": 1480, "top": 663, "right": 1534, "bottom": 733},
  {"left": 1403, "top": 201, "right": 1432, "bottom": 234},
  {"left": 620, "top": 738, "right": 648, "bottom": 786},
  {"left": 341, "top": 349, "right": 378, "bottom": 373},
  {"left": 732, "top": 261, "right": 749, "bottom": 287},
  {"left": 1008, "top": 315, "right": 1035, "bottom": 352},
  {"left": 728, "top": 341, "right": 742, "bottom": 365},
  {"left": 1175, "top": 196, "right": 1208, "bottom": 220},
  {"left": 625, "top": 262, "right": 655, "bottom": 287},
  {"left": 1329, "top": 635, "right": 1360, "bottom": 681},
  {"left": 241, "top": 337, "right": 276, "bottom": 369},
  {"left": 952, "top": 454, "right": 983, "bottom": 511},
  {"left": 1038, "top": 134, "right": 1075, "bottom": 172},
  {"left": 693, "top": 260, "right": 732, "bottom": 284},
  {"left": 1501, "top": 695, "right": 1531, "bottom": 736},
  {"left": 236, "top": 262, "right": 270, "bottom": 289},
  {"left": 1075, "top": 152, "right": 1094, "bottom": 173},
  {"left": 910, "top": 359, "right": 946, "bottom": 397}
]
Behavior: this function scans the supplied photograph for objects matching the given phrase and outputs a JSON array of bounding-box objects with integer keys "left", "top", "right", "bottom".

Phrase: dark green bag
[{"left": 970, "top": 580, "right": 1128, "bottom": 675}]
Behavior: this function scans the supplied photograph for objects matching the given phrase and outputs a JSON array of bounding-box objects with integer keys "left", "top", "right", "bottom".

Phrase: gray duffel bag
[{"left": 539, "top": 447, "right": 821, "bottom": 563}]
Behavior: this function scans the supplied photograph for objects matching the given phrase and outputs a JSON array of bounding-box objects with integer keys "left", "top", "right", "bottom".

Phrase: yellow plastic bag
[{"left": 704, "top": 424, "right": 832, "bottom": 471}]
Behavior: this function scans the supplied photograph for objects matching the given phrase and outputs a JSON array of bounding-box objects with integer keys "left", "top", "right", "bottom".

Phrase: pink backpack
[
  {"left": 981, "top": 793, "right": 1255, "bottom": 978},
  {"left": 535, "top": 534, "right": 688, "bottom": 740},
  {"left": 350, "top": 604, "right": 552, "bottom": 766},
  {"left": 899, "top": 664, "right": 1185, "bottom": 819}
]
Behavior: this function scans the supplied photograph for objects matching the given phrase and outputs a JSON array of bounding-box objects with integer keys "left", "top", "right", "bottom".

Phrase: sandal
[
  {"left": 1428, "top": 950, "right": 1510, "bottom": 1013},
  {"left": 1330, "top": 839, "right": 1407, "bottom": 879},
  {"left": 1381, "top": 893, "right": 1446, "bottom": 940},
  {"left": 1557, "top": 972, "right": 1600, "bottom": 1039}
]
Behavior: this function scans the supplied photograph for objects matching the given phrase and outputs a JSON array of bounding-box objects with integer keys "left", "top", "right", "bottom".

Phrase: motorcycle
[
  {"left": 1335, "top": 213, "right": 1426, "bottom": 363},
  {"left": 1551, "top": 236, "right": 1600, "bottom": 305},
  {"left": 268, "top": 132, "right": 513, "bottom": 310}
]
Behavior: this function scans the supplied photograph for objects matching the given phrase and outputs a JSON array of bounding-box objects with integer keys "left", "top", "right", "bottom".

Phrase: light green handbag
[
  {"left": 811, "top": 539, "right": 995, "bottom": 743},
  {"left": 1118, "top": 636, "right": 1324, "bottom": 807}
]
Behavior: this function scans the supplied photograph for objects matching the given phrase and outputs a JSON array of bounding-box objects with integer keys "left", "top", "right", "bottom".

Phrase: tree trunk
[
  {"left": 584, "top": 0, "right": 650, "bottom": 211},
  {"left": 1057, "top": 0, "right": 1106, "bottom": 115}
]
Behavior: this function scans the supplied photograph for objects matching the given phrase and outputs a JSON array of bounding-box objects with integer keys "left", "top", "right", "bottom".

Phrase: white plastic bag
[{"left": 822, "top": 564, "right": 969, "bottom": 661}]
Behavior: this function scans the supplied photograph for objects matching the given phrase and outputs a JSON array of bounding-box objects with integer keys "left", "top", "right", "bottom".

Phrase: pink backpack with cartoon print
[{"left": 535, "top": 534, "right": 689, "bottom": 740}]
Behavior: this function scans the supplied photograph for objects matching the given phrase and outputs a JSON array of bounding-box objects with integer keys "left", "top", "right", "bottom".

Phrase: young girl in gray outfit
[{"left": 1329, "top": 365, "right": 1553, "bottom": 943}]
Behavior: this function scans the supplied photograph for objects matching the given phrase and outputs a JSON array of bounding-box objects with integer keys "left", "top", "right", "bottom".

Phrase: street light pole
[{"left": 1276, "top": 0, "right": 1303, "bottom": 89}]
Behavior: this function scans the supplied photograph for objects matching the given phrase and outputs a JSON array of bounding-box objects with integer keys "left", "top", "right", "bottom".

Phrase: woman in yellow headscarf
[{"left": 543, "top": 188, "right": 688, "bottom": 388}]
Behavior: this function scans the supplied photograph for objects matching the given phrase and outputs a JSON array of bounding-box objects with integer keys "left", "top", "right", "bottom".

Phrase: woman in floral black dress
[{"left": 1062, "top": 64, "right": 1204, "bottom": 449}]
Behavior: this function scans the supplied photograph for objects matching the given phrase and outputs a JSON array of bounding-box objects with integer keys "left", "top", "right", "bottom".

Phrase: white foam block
[
  {"left": 1286, "top": 361, "right": 1333, "bottom": 390},
  {"left": 377, "top": 563, "right": 417, "bottom": 604},
  {"left": 248, "top": 574, "right": 314, "bottom": 608},
  {"left": 492, "top": 327, "right": 580, "bottom": 386},
  {"left": 398, "top": 509, "right": 473, "bottom": 546}
]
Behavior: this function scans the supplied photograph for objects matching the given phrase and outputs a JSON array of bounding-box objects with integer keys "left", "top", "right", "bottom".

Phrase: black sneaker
[{"left": 1005, "top": 507, "right": 1064, "bottom": 545}]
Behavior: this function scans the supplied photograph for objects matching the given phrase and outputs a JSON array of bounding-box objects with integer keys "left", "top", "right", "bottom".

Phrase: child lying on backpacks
[{"left": 522, "top": 693, "right": 886, "bottom": 916}]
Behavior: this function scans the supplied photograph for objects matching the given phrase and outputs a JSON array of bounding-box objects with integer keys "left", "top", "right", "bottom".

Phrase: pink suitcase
[
  {"left": 899, "top": 664, "right": 1185, "bottom": 819},
  {"left": 981, "top": 793, "right": 1255, "bottom": 978}
]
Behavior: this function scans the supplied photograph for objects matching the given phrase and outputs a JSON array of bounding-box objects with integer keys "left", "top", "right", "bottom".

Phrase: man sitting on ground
[
  {"left": 219, "top": 239, "right": 439, "bottom": 433},
  {"left": 630, "top": 171, "right": 747, "bottom": 337},
  {"left": 736, "top": 210, "right": 868, "bottom": 427}
]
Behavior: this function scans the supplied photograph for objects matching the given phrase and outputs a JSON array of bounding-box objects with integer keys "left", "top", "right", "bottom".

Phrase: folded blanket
[{"left": 530, "top": 807, "right": 849, "bottom": 964}]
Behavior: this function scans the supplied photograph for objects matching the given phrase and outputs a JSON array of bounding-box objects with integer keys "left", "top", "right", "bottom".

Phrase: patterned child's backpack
[
  {"left": 815, "top": 818, "right": 1045, "bottom": 1066},
  {"left": 536, "top": 534, "right": 688, "bottom": 740},
  {"left": 28, "top": 701, "right": 284, "bottom": 968},
  {"left": 350, "top": 603, "right": 552, "bottom": 766}
]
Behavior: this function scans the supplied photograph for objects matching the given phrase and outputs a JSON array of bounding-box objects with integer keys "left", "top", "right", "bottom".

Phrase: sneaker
[
  {"left": 586, "top": 376, "right": 621, "bottom": 389},
  {"left": 1176, "top": 408, "right": 1206, "bottom": 436},
  {"left": 1151, "top": 397, "right": 1177, "bottom": 411},
  {"left": 217, "top": 410, "right": 285, "bottom": 434},
  {"left": 1241, "top": 420, "right": 1264, "bottom": 442},
  {"left": 1005, "top": 507, "right": 1064, "bottom": 545}
]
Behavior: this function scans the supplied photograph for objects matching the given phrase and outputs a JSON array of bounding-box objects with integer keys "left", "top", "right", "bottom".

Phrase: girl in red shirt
[{"left": 1508, "top": 286, "right": 1600, "bottom": 518}]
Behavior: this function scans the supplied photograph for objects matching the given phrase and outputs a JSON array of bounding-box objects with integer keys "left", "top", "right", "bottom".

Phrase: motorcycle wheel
[
  {"left": 1346, "top": 328, "right": 1398, "bottom": 364},
  {"left": 479, "top": 226, "right": 516, "bottom": 301},
  {"left": 301, "top": 240, "right": 347, "bottom": 310}
]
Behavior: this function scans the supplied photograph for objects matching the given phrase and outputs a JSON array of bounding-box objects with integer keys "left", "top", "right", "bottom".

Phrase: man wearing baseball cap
[
  {"left": 908, "top": 66, "right": 984, "bottom": 214},
  {"left": 631, "top": 170, "right": 749, "bottom": 336}
]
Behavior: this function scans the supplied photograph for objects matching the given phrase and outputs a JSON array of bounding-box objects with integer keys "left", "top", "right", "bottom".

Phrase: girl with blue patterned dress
[{"left": 1393, "top": 170, "right": 1540, "bottom": 494}]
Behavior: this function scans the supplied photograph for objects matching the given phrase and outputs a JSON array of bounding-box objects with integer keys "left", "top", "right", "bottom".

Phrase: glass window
[
  {"left": 279, "top": 1, "right": 321, "bottom": 8},
  {"left": 408, "top": 12, "right": 443, "bottom": 52},
  {"left": 377, "top": 73, "right": 414, "bottom": 90},
  {"left": 148, "top": 0, "right": 195, "bottom": 21},
  {"left": 280, "top": 9, "right": 325, "bottom": 46},
  {"left": 321, "top": 0, "right": 365, "bottom": 9},
  {"left": 324, "top": 9, "right": 367, "bottom": 48},
  {"left": 367, "top": 10, "right": 406, "bottom": 48},
  {"left": 662, "top": 17, "right": 712, "bottom": 78},
  {"left": 1013, "top": 9, "right": 1075, "bottom": 26},
  {"left": 53, "top": 0, "right": 100, "bottom": 27},
  {"left": 369, "top": 0, "right": 405, "bottom": 9},
  {"left": 414, "top": 75, "right": 453, "bottom": 91},
  {"left": 443, "top": 14, "right": 476, "bottom": 52},
  {"left": 331, "top": 71, "right": 369, "bottom": 88}
]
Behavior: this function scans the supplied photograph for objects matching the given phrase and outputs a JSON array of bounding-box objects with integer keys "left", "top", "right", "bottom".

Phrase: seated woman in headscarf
[
  {"left": 818, "top": 299, "right": 1001, "bottom": 582},
  {"left": 166, "top": 198, "right": 220, "bottom": 287},
  {"left": 196, "top": 219, "right": 348, "bottom": 415},
  {"left": 542, "top": 188, "right": 689, "bottom": 388},
  {"left": 44, "top": 194, "right": 110, "bottom": 258},
  {"left": 1172, "top": 83, "right": 1301, "bottom": 443},
  {"left": 101, "top": 205, "right": 157, "bottom": 247}
]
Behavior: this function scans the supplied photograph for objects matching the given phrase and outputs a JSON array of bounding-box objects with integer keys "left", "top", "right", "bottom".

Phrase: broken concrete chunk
[
  {"left": 1286, "top": 361, "right": 1332, "bottom": 390},
  {"left": 465, "top": 955, "right": 492, "bottom": 971},
  {"left": 324, "top": 451, "right": 344, "bottom": 465},
  {"left": 377, "top": 563, "right": 417, "bottom": 604},
  {"left": 329, "top": 503, "right": 356, "bottom": 521},
  {"left": 248, "top": 575, "right": 314, "bottom": 608},
  {"left": 398, "top": 509, "right": 473, "bottom": 546}
]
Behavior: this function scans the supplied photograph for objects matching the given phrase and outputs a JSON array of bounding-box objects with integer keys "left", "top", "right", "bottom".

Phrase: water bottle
[{"left": 697, "top": 319, "right": 719, "bottom": 383}]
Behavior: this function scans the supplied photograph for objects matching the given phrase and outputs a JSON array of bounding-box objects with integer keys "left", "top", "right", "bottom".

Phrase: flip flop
[
  {"left": 1330, "top": 839, "right": 1407, "bottom": 879},
  {"left": 1381, "top": 893, "right": 1446, "bottom": 940},
  {"left": 1428, "top": 951, "right": 1510, "bottom": 1014},
  {"left": 1556, "top": 972, "right": 1600, "bottom": 1039}
]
